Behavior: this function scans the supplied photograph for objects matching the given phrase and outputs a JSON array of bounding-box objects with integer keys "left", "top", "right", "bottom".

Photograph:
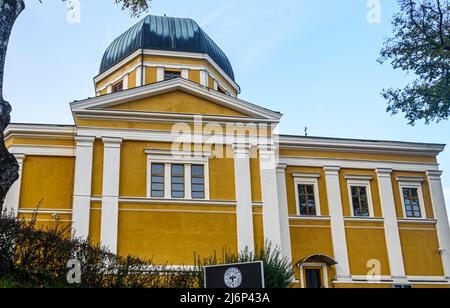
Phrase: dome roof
[{"left": 99, "top": 15, "right": 235, "bottom": 81}]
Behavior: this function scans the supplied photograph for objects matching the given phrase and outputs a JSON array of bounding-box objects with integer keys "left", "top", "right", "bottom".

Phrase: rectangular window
[
  {"left": 164, "top": 71, "right": 181, "bottom": 80},
  {"left": 218, "top": 86, "right": 227, "bottom": 94},
  {"left": 297, "top": 184, "right": 317, "bottom": 216},
  {"left": 402, "top": 188, "right": 422, "bottom": 218},
  {"left": 112, "top": 81, "right": 123, "bottom": 93},
  {"left": 171, "top": 164, "right": 185, "bottom": 198},
  {"left": 151, "top": 163, "right": 165, "bottom": 198},
  {"left": 191, "top": 165, "right": 205, "bottom": 199},
  {"left": 351, "top": 186, "right": 370, "bottom": 217}
]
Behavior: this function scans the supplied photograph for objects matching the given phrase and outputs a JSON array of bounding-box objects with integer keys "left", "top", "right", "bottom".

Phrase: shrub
[{"left": 0, "top": 210, "right": 200, "bottom": 288}]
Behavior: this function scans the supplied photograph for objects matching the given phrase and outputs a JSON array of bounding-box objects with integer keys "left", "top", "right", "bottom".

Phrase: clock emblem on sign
[{"left": 224, "top": 267, "right": 242, "bottom": 288}]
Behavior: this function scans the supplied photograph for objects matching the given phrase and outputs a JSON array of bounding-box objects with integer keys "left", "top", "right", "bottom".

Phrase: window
[
  {"left": 112, "top": 81, "right": 123, "bottom": 93},
  {"left": 218, "top": 86, "right": 227, "bottom": 95},
  {"left": 402, "top": 188, "right": 422, "bottom": 218},
  {"left": 293, "top": 174, "right": 321, "bottom": 217},
  {"left": 305, "top": 269, "right": 322, "bottom": 289},
  {"left": 297, "top": 184, "right": 317, "bottom": 216},
  {"left": 345, "top": 175, "right": 374, "bottom": 218},
  {"left": 164, "top": 71, "right": 181, "bottom": 80},
  {"left": 397, "top": 177, "right": 426, "bottom": 220},
  {"left": 351, "top": 186, "right": 370, "bottom": 217},
  {"left": 171, "top": 164, "right": 185, "bottom": 198},
  {"left": 151, "top": 163, "right": 165, "bottom": 198},
  {"left": 146, "top": 149, "right": 211, "bottom": 200},
  {"left": 191, "top": 165, "right": 205, "bottom": 199}
]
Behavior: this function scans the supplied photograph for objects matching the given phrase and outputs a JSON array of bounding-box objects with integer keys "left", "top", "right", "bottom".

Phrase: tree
[
  {"left": 0, "top": 0, "right": 150, "bottom": 211},
  {"left": 379, "top": 0, "right": 450, "bottom": 125}
]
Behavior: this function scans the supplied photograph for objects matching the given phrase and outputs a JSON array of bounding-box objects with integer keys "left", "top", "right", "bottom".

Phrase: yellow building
[{"left": 4, "top": 15, "right": 450, "bottom": 288}]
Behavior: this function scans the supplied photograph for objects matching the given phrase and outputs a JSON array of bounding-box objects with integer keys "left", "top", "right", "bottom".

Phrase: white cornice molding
[
  {"left": 5, "top": 124, "right": 75, "bottom": 141},
  {"left": 345, "top": 174, "right": 373, "bottom": 181},
  {"left": 93, "top": 48, "right": 241, "bottom": 93},
  {"left": 8, "top": 145, "right": 75, "bottom": 157},
  {"left": 395, "top": 176, "right": 425, "bottom": 183},
  {"left": 281, "top": 156, "right": 439, "bottom": 173},
  {"left": 278, "top": 135, "right": 445, "bottom": 157},
  {"left": 72, "top": 78, "right": 281, "bottom": 121},
  {"left": 291, "top": 173, "right": 321, "bottom": 179}
]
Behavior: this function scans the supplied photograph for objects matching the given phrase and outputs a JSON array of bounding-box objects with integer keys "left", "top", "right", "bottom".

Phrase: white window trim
[
  {"left": 345, "top": 176, "right": 374, "bottom": 218},
  {"left": 293, "top": 173, "right": 321, "bottom": 217},
  {"left": 146, "top": 150, "right": 211, "bottom": 200},
  {"left": 299, "top": 263, "right": 329, "bottom": 289},
  {"left": 398, "top": 179, "right": 427, "bottom": 220}
]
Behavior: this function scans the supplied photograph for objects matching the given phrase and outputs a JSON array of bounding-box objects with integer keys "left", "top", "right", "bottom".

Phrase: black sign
[{"left": 204, "top": 261, "right": 265, "bottom": 289}]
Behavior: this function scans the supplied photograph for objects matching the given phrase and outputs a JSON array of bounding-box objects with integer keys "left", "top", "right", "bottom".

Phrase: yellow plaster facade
[{"left": 3, "top": 15, "right": 450, "bottom": 289}]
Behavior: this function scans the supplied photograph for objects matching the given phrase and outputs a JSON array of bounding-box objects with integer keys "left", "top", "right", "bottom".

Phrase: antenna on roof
[
  {"left": 164, "top": 13, "right": 167, "bottom": 17},
  {"left": 304, "top": 126, "right": 308, "bottom": 137}
]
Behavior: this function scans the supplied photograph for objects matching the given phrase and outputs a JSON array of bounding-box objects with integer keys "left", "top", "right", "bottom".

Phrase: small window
[
  {"left": 297, "top": 184, "right": 317, "bottom": 216},
  {"left": 171, "top": 164, "right": 185, "bottom": 198},
  {"left": 218, "top": 86, "right": 227, "bottom": 94},
  {"left": 151, "top": 163, "right": 165, "bottom": 198},
  {"left": 191, "top": 165, "right": 205, "bottom": 199},
  {"left": 164, "top": 71, "right": 181, "bottom": 80},
  {"left": 112, "top": 81, "right": 123, "bottom": 93},
  {"left": 351, "top": 186, "right": 370, "bottom": 217},
  {"left": 402, "top": 188, "right": 422, "bottom": 218}
]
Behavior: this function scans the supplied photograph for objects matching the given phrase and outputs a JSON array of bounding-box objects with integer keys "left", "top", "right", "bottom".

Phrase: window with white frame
[
  {"left": 293, "top": 173, "right": 321, "bottom": 216},
  {"left": 397, "top": 177, "right": 426, "bottom": 219},
  {"left": 345, "top": 175, "right": 374, "bottom": 218},
  {"left": 146, "top": 150, "right": 210, "bottom": 200}
]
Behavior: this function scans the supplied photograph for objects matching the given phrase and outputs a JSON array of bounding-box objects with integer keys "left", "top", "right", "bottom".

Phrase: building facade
[{"left": 4, "top": 15, "right": 450, "bottom": 288}]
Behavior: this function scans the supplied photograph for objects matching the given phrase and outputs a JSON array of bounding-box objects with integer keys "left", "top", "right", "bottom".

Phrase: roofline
[
  {"left": 72, "top": 78, "right": 282, "bottom": 121},
  {"left": 93, "top": 48, "right": 241, "bottom": 94},
  {"left": 5, "top": 123, "right": 76, "bottom": 140},
  {"left": 277, "top": 134, "right": 446, "bottom": 157}
]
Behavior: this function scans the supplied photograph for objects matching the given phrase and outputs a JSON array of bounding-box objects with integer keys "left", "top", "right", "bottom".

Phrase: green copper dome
[{"left": 99, "top": 15, "right": 235, "bottom": 81}]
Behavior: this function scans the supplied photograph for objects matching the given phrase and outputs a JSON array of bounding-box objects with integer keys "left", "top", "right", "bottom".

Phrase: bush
[
  {"left": 195, "top": 242, "right": 294, "bottom": 288},
  {"left": 0, "top": 210, "right": 200, "bottom": 288}
]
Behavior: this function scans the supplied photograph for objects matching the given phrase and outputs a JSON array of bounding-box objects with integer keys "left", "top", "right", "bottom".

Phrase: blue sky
[{"left": 4, "top": 0, "right": 450, "bottom": 211}]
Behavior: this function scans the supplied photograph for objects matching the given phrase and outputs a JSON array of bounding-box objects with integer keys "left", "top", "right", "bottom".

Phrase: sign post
[{"left": 204, "top": 261, "right": 265, "bottom": 289}]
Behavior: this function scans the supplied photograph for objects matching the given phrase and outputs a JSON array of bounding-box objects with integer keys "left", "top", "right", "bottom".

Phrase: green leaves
[{"left": 379, "top": 0, "right": 450, "bottom": 125}]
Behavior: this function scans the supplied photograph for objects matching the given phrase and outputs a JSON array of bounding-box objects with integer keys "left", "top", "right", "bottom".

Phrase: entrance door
[{"left": 305, "top": 269, "right": 322, "bottom": 289}]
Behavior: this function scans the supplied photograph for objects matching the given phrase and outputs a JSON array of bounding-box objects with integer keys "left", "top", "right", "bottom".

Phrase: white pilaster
[
  {"left": 123, "top": 74, "right": 129, "bottom": 90},
  {"left": 100, "top": 137, "right": 122, "bottom": 254},
  {"left": 4, "top": 154, "right": 26, "bottom": 217},
  {"left": 136, "top": 66, "right": 142, "bottom": 87},
  {"left": 199, "top": 70, "right": 208, "bottom": 87},
  {"left": 213, "top": 80, "right": 219, "bottom": 91},
  {"left": 259, "top": 148, "right": 283, "bottom": 252},
  {"left": 233, "top": 144, "right": 255, "bottom": 253},
  {"left": 275, "top": 163, "right": 292, "bottom": 262},
  {"left": 157, "top": 67, "right": 165, "bottom": 82},
  {"left": 72, "top": 136, "right": 95, "bottom": 240},
  {"left": 106, "top": 85, "right": 112, "bottom": 94},
  {"left": 324, "top": 166, "right": 351, "bottom": 280},
  {"left": 181, "top": 68, "right": 189, "bottom": 80},
  {"left": 427, "top": 170, "right": 450, "bottom": 279},
  {"left": 376, "top": 168, "right": 406, "bottom": 280}
]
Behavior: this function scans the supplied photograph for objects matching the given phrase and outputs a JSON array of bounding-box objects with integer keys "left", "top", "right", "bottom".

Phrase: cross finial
[{"left": 304, "top": 126, "right": 308, "bottom": 137}]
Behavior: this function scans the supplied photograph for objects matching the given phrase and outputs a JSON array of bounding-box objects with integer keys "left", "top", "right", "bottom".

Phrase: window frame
[
  {"left": 164, "top": 70, "right": 181, "bottom": 81},
  {"left": 150, "top": 163, "right": 165, "bottom": 198},
  {"left": 293, "top": 173, "right": 321, "bottom": 217},
  {"left": 146, "top": 150, "right": 211, "bottom": 201},
  {"left": 397, "top": 178, "right": 426, "bottom": 220},
  {"left": 111, "top": 80, "right": 124, "bottom": 93},
  {"left": 299, "top": 263, "right": 329, "bottom": 289},
  {"left": 345, "top": 175, "right": 374, "bottom": 218}
]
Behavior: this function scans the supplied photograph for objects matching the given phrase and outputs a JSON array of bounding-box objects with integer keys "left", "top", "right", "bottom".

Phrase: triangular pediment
[
  {"left": 106, "top": 90, "right": 249, "bottom": 117},
  {"left": 70, "top": 79, "right": 282, "bottom": 122}
]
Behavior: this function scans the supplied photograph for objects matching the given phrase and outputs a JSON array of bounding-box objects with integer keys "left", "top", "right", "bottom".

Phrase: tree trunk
[{"left": 0, "top": 0, "right": 25, "bottom": 212}]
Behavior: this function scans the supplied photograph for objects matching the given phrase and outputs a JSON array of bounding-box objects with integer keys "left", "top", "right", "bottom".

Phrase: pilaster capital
[
  {"left": 102, "top": 137, "right": 123, "bottom": 148},
  {"left": 276, "top": 163, "right": 288, "bottom": 174},
  {"left": 427, "top": 170, "right": 443, "bottom": 181},
  {"left": 75, "top": 136, "right": 95, "bottom": 147},
  {"left": 323, "top": 166, "right": 340, "bottom": 175},
  {"left": 376, "top": 168, "right": 393, "bottom": 178}
]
